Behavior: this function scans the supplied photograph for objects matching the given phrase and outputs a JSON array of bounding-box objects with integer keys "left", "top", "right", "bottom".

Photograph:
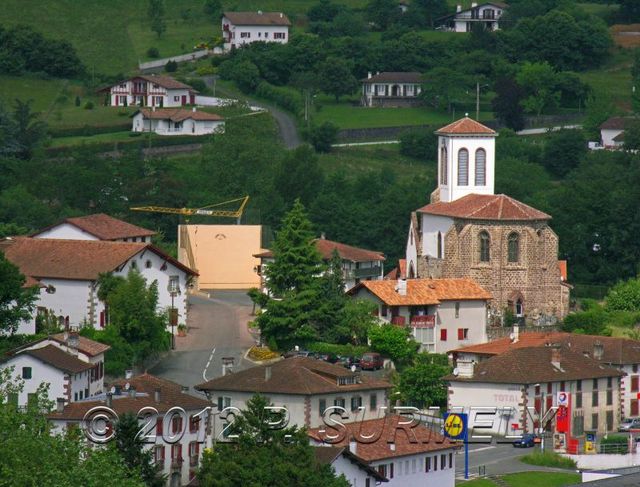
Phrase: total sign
[
  {"left": 557, "top": 392, "right": 569, "bottom": 407},
  {"left": 556, "top": 391, "right": 570, "bottom": 433}
]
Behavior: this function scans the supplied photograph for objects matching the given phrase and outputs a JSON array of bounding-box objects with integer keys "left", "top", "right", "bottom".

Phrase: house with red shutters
[
  {"left": 99, "top": 74, "right": 197, "bottom": 108},
  {"left": 48, "top": 373, "right": 211, "bottom": 487}
]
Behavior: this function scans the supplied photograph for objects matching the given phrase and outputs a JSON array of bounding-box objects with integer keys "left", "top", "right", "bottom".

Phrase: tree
[
  {"left": 307, "top": 122, "right": 339, "bottom": 153},
  {"left": 421, "top": 67, "right": 471, "bottom": 112},
  {"left": 624, "top": 120, "right": 640, "bottom": 152},
  {"left": 114, "top": 413, "right": 165, "bottom": 487},
  {"left": 400, "top": 128, "right": 437, "bottom": 160},
  {"left": 516, "top": 62, "right": 560, "bottom": 117},
  {"left": 197, "top": 394, "right": 349, "bottom": 487},
  {"left": 583, "top": 94, "right": 615, "bottom": 140},
  {"left": 0, "top": 251, "right": 37, "bottom": 334},
  {"left": 412, "top": 0, "right": 448, "bottom": 28},
  {"left": 542, "top": 129, "right": 586, "bottom": 178},
  {"left": 606, "top": 277, "right": 640, "bottom": 312},
  {"left": 203, "top": 0, "right": 222, "bottom": 20},
  {"left": 620, "top": 0, "right": 640, "bottom": 23},
  {"left": 368, "top": 324, "right": 419, "bottom": 367},
  {"left": 318, "top": 57, "right": 358, "bottom": 102},
  {"left": 492, "top": 77, "right": 526, "bottom": 131},
  {"left": 12, "top": 99, "right": 47, "bottom": 160},
  {"left": 148, "top": 0, "right": 166, "bottom": 38},
  {"left": 396, "top": 353, "right": 451, "bottom": 409},
  {"left": 366, "top": 0, "right": 399, "bottom": 30}
]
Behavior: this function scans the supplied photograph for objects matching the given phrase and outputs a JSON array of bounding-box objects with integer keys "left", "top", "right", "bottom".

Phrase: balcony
[
  {"left": 351, "top": 266, "right": 383, "bottom": 279},
  {"left": 410, "top": 315, "right": 435, "bottom": 328}
]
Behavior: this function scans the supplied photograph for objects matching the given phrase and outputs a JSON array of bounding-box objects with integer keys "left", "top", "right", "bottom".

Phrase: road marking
[
  {"left": 470, "top": 446, "right": 496, "bottom": 453},
  {"left": 202, "top": 347, "right": 216, "bottom": 382}
]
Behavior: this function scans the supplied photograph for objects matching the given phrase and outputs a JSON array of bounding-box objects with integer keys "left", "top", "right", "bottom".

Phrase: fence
[{"left": 573, "top": 284, "right": 609, "bottom": 301}]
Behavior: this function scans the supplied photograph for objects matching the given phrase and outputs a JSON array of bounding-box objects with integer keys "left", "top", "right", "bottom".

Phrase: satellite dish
[
  {"left": 124, "top": 382, "right": 130, "bottom": 391},
  {"left": 351, "top": 365, "right": 357, "bottom": 373},
  {"left": 453, "top": 368, "right": 459, "bottom": 376},
  {"left": 110, "top": 386, "right": 116, "bottom": 394},
  {"left": 509, "top": 333, "right": 515, "bottom": 340}
]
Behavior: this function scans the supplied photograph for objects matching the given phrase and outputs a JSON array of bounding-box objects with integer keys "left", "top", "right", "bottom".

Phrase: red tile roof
[
  {"left": 418, "top": 194, "right": 551, "bottom": 221},
  {"left": 446, "top": 345, "right": 624, "bottom": 384},
  {"left": 137, "top": 108, "right": 223, "bottom": 122},
  {"left": 48, "top": 374, "right": 211, "bottom": 420},
  {"left": 2, "top": 237, "right": 196, "bottom": 281},
  {"left": 223, "top": 11, "right": 291, "bottom": 26},
  {"left": 309, "top": 416, "right": 456, "bottom": 462},
  {"left": 51, "top": 333, "right": 111, "bottom": 357},
  {"left": 600, "top": 117, "right": 629, "bottom": 131},
  {"left": 361, "top": 72, "right": 424, "bottom": 84},
  {"left": 558, "top": 260, "right": 568, "bottom": 281},
  {"left": 384, "top": 259, "right": 406, "bottom": 280},
  {"left": 17, "top": 345, "right": 94, "bottom": 374},
  {"left": 435, "top": 117, "right": 496, "bottom": 136},
  {"left": 33, "top": 213, "right": 156, "bottom": 241},
  {"left": 254, "top": 238, "right": 384, "bottom": 263},
  {"left": 195, "top": 357, "right": 391, "bottom": 395},
  {"left": 136, "top": 75, "right": 195, "bottom": 91},
  {"left": 349, "top": 278, "right": 491, "bottom": 306},
  {"left": 313, "top": 447, "right": 388, "bottom": 482}
]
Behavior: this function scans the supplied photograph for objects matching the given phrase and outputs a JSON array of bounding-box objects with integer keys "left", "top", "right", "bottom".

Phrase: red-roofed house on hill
[
  {"left": 2, "top": 237, "right": 196, "bottom": 334},
  {"left": 406, "top": 117, "right": 569, "bottom": 323},
  {"left": 32, "top": 213, "right": 156, "bottom": 243},
  {"left": 309, "top": 416, "right": 457, "bottom": 487},
  {"left": 98, "top": 74, "right": 197, "bottom": 108},
  {"left": 222, "top": 11, "right": 290, "bottom": 50},
  {"left": 348, "top": 278, "right": 491, "bottom": 353},
  {"left": 131, "top": 107, "right": 225, "bottom": 136},
  {"left": 254, "top": 235, "right": 385, "bottom": 291}
]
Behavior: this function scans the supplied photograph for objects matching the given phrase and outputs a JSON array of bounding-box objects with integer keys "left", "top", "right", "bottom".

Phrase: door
[
  {"left": 632, "top": 399, "right": 639, "bottom": 417},
  {"left": 182, "top": 95, "right": 187, "bottom": 105}
]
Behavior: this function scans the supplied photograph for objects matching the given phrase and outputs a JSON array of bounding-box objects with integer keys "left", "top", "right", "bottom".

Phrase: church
[{"left": 405, "top": 117, "right": 570, "bottom": 324}]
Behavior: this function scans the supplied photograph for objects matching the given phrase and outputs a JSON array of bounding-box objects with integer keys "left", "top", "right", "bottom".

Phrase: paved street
[{"left": 149, "top": 290, "right": 256, "bottom": 393}]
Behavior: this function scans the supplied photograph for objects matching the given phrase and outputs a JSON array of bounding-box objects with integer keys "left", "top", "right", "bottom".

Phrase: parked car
[
  {"left": 318, "top": 353, "right": 339, "bottom": 364},
  {"left": 343, "top": 357, "right": 361, "bottom": 369},
  {"left": 618, "top": 418, "right": 640, "bottom": 432},
  {"left": 513, "top": 433, "right": 537, "bottom": 448},
  {"left": 360, "top": 352, "right": 383, "bottom": 371}
]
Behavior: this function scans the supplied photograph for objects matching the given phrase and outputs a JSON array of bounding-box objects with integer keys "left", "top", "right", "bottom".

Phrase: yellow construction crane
[{"left": 130, "top": 196, "right": 249, "bottom": 224}]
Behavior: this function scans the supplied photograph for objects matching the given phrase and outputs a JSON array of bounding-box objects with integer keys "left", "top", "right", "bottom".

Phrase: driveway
[{"left": 149, "top": 291, "right": 256, "bottom": 392}]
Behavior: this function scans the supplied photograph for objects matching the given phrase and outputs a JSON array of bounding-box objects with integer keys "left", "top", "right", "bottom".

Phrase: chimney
[
  {"left": 154, "top": 388, "right": 161, "bottom": 403},
  {"left": 349, "top": 439, "right": 357, "bottom": 454},
  {"left": 457, "top": 359, "right": 475, "bottom": 378},
  {"left": 280, "top": 12, "right": 283, "bottom": 17},
  {"left": 396, "top": 278, "right": 407, "bottom": 296},
  {"left": 456, "top": 4, "right": 462, "bottom": 12},
  {"left": 320, "top": 232, "right": 326, "bottom": 240},
  {"left": 152, "top": 106, "right": 156, "bottom": 112},
  {"left": 125, "top": 369, "right": 133, "bottom": 379},
  {"left": 106, "top": 392, "right": 113, "bottom": 407},
  {"left": 367, "top": 71, "right": 372, "bottom": 79},
  {"left": 471, "top": 2, "right": 477, "bottom": 7},
  {"left": 512, "top": 324, "right": 519, "bottom": 343},
  {"left": 128, "top": 387, "right": 136, "bottom": 398},
  {"left": 550, "top": 345, "right": 562, "bottom": 369},
  {"left": 222, "top": 357, "right": 234, "bottom": 376},
  {"left": 389, "top": 442, "right": 396, "bottom": 451},
  {"left": 258, "top": 10, "right": 263, "bottom": 14},
  {"left": 192, "top": 106, "right": 196, "bottom": 112},
  {"left": 67, "top": 331, "right": 79, "bottom": 355},
  {"left": 594, "top": 342, "right": 604, "bottom": 360},
  {"left": 56, "top": 398, "right": 65, "bottom": 413},
  {"left": 265, "top": 366, "right": 272, "bottom": 381}
]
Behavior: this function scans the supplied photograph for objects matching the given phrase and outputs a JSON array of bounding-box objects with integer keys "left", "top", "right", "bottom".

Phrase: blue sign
[
  {"left": 443, "top": 412, "right": 468, "bottom": 440},
  {"left": 586, "top": 433, "right": 595, "bottom": 442}
]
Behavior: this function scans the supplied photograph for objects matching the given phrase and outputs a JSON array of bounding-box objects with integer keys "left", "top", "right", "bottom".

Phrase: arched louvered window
[
  {"left": 458, "top": 148, "right": 469, "bottom": 186},
  {"left": 479, "top": 231, "right": 490, "bottom": 262},
  {"left": 508, "top": 232, "right": 519, "bottom": 263},
  {"left": 437, "top": 231, "right": 443, "bottom": 259},
  {"left": 475, "top": 148, "right": 486, "bottom": 186},
  {"left": 440, "top": 145, "right": 448, "bottom": 185}
]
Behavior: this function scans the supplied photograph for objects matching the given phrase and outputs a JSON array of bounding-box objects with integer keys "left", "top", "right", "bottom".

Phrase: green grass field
[{"left": 459, "top": 472, "right": 580, "bottom": 487}]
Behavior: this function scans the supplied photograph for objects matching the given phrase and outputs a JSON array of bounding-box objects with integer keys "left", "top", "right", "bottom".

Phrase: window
[
  {"left": 632, "top": 376, "right": 639, "bottom": 392},
  {"left": 560, "top": 381, "right": 565, "bottom": 392},
  {"left": 458, "top": 328, "right": 469, "bottom": 340},
  {"left": 351, "top": 396, "right": 362, "bottom": 411},
  {"left": 576, "top": 392, "right": 582, "bottom": 408},
  {"left": 440, "top": 329, "right": 447, "bottom": 341},
  {"left": 607, "top": 389, "right": 613, "bottom": 406},
  {"left": 131, "top": 260, "right": 137, "bottom": 270},
  {"left": 455, "top": 302, "right": 460, "bottom": 318},
  {"left": 440, "top": 145, "right": 448, "bottom": 185},
  {"left": 154, "top": 445, "right": 165, "bottom": 464},
  {"left": 425, "top": 456, "right": 431, "bottom": 472},
  {"left": 378, "top": 464, "right": 387, "bottom": 477},
  {"left": 479, "top": 231, "right": 490, "bottom": 262},
  {"left": 390, "top": 462, "right": 395, "bottom": 478},
  {"left": 189, "top": 415, "right": 199, "bottom": 433},
  {"left": 507, "top": 233, "right": 519, "bottom": 263},
  {"left": 634, "top": 364, "right": 639, "bottom": 373},
  {"left": 274, "top": 32, "right": 285, "bottom": 39},
  {"left": 145, "top": 260, "right": 152, "bottom": 269},
  {"left": 171, "top": 415, "right": 183, "bottom": 434},
  {"left": 457, "top": 148, "right": 469, "bottom": 186},
  {"left": 593, "top": 379, "right": 599, "bottom": 390},
  {"left": 74, "top": 392, "right": 78, "bottom": 401},
  {"left": 607, "top": 411, "right": 614, "bottom": 432},
  {"left": 515, "top": 299, "right": 524, "bottom": 318},
  {"left": 217, "top": 396, "right": 231, "bottom": 411},
  {"left": 592, "top": 413, "right": 598, "bottom": 430},
  {"left": 240, "top": 32, "right": 251, "bottom": 38},
  {"left": 370, "top": 393, "right": 377, "bottom": 411},
  {"left": 334, "top": 398, "right": 345, "bottom": 408},
  {"left": 449, "top": 453, "right": 453, "bottom": 468},
  {"left": 156, "top": 417, "right": 163, "bottom": 435},
  {"left": 319, "top": 399, "right": 326, "bottom": 416},
  {"left": 171, "top": 443, "right": 182, "bottom": 462},
  {"left": 577, "top": 380, "right": 582, "bottom": 391},
  {"left": 174, "top": 96, "right": 180, "bottom": 102},
  {"left": 22, "top": 367, "right": 32, "bottom": 379},
  {"left": 475, "top": 148, "right": 486, "bottom": 185},
  {"left": 607, "top": 377, "right": 613, "bottom": 389},
  {"left": 437, "top": 231, "right": 443, "bottom": 259},
  {"left": 572, "top": 414, "right": 584, "bottom": 436},
  {"left": 264, "top": 32, "right": 269, "bottom": 38},
  {"left": 547, "top": 383, "right": 552, "bottom": 394},
  {"left": 189, "top": 441, "right": 200, "bottom": 466},
  {"left": 381, "top": 305, "right": 388, "bottom": 317},
  {"left": 434, "top": 455, "right": 438, "bottom": 471},
  {"left": 440, "top": 454, "right": 446, "bottom": 470},
  {"left": 592, "top": 391, "right": 598, "bottom": 407}
]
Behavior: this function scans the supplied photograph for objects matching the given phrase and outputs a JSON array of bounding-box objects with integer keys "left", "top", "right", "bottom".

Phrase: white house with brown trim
[
  {"left": 32, "top": 213, "right": 156, "bottom": 243},
  {"left": 361, "top": 72, "right": 424, "bottom": 107},
  {"left": 99, "top": 75, "right": 197, "bottom": 108},
  {"left": 438, "top": 2, "right": 508, "bottom": 32},
  {"left": 348, "top": 278, "right": 490, "bottom": 353},
  {"left": 48, "top": 374, "right": 212, "bottom": 487},
  {"left": 600, "top": 117, "right": 631, "bottom": 149},
  {"left": 131, "top": 107, "right": 225, "bottom": 136},
  {"left": 313, "top": 447, "right": 388, "bottom": 486},
  {"left": 1, "top": 237, "right": 196, "bottom": 334},
  {"left": 222, "top": 11, "right": 291, "bottom": 50},
  {"left": 254, "top": 236, "right": 385, "bottom": 292},
  {"left": 309, "top": 416, "right": 457, "bottom": 487}
]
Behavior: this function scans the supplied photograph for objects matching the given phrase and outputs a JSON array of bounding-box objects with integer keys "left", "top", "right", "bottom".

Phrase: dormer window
[{"left": 337, "top": 376, "right": 358, "bottom": 386}]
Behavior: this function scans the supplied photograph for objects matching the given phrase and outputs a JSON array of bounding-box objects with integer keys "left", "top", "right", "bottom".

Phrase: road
[
  {"left": 200, "top": 75, "right": 301, "bottom": 149},
  {"left": 149, "top": 290, "right": 256, "bottom": 393}
]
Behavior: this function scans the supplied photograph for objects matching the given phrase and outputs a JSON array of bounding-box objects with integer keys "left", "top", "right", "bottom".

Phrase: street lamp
[{"left": 168, "top": 279, "right": 179, "bottom": 350}]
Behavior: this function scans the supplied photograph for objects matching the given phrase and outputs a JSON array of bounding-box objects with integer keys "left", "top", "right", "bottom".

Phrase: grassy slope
[{"left": 459, "top": 472, "right": 580, "bottom": 487}]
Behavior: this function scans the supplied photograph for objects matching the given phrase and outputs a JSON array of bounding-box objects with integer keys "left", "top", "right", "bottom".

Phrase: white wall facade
[
  {"left": 108, "top": 80, "right": 193, "bottom": 108},
  {"left": 421, "top": 214, "right": 454, "bottom": 258},
  {"left": 33, "top": 222, "right": 151, "bottom": 242},
  {"left": 328, "top": 451, "right": 378, "bottom": 487},
  {"left": 601, "top": 128, "right": 624, "bottom": 148},
  {"left": 34, "top": 278, "right": 94, "bottom": 328},
  {"left": 406, "top": 221, "right": 418, "bottom": 279},
  {"left": 369, "top": 450, "right": 456, "bottom": 487},
  {"left": 132, "top": 112, "right": 225, "bottom": 136},
  {"left": 222, "top": 17, "right": 289, "bottom": 50},
  {"left": 438, "top": 134, "right": 495, "bottom": 203},
  {"left": 1, "top": 355, "right": 67, "bottom": 406}
]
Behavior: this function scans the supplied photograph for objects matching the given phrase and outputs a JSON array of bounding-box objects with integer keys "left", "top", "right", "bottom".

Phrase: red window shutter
[
  {"left": 99, "top": 311, "right": 105, "bottom": 328},
  {"left": 196, "top": 442, "right": 200, "bottom": 456},
  {"left": 440, "top": 329, "right": 447, "bottom": 341},
  {"left": 458, "top": 328, "right": 464, "bottom": 340},
  {"left": 189, "top": 415, "right": 197, "bottom": 433},
  {"left": 156, "top": 417, "right": 162, "bottom": 435},
  {"left": 632, "top": 376, "right": 639, "bottom": 392},
  {"left": 178, "top": 443, "right": 183, "bottom": 460},
  {"left": 161, "top": 446, "right": 165, "bottom": 460}
]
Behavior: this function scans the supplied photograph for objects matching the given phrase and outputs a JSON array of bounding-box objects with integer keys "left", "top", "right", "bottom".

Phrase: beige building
[
  {"left": 178, "top": 224, "right": 262, "bottom": 290},
  {"left": 406, "top": 118, "right": 570, "bottom": 324}
]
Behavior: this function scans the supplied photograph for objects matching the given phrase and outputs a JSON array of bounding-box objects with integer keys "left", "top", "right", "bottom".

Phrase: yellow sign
[
  {"left": 585, "top": 441, "right": 595, "bottom": 454},
  {"left": 444, "top": 414, "right": 465, "bottom": 438}
]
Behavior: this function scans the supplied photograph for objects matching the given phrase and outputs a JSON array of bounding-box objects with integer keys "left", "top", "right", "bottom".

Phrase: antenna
[{"left": 110, "top": 386, "right": 115, "bottom": 394}]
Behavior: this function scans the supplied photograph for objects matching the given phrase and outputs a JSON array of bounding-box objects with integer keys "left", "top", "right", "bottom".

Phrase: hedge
[
  {"left": 48, "top": 123, "right": 132, "bottom": 138},
  {"left": 255, "top": 81, "right": 303, "bottom": 116},
  {"left": 306, "top": 342, "right": 370, "bottom": 357}
]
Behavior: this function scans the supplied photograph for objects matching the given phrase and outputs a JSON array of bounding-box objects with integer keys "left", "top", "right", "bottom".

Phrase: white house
[
  {"left": 1, "top": 237, "right": 196, "bottom": 334},
  {"left": 131, "top": 107, "right": 225, "bottom": 136},
  {"left": 361, "top": 72, "right": 424, "bottom": 107},
  {"left": 600, "top": 117, "right": 630, "bottom": 149},
  {"left": 313, "top": 447, "right": 388, "bottom": 486},
  {"left": 32, "top": 213, "right": 156, "bottom": 243},
  {"left": 0, "top": 332, "right": 109, "bottom": 407},
  {"left": 99, "top": 75, "right": 197, "bottom": 108},
  {"left": 438, "top": 2, "right": 508, "bottom": 32},
  {"left": 195, "top": 357, "right": 392, "bottom": 433},
  {"left": 48, "top": 374, "right": 212, "bottom": 487},
  {"left": 254, "top": 235, "right": 385, "bottom": 292},
  {"left": 348, "top": 278, "right": 491, "bottom": 353},
  {"left": 446, "top": 343, "right": 623, "bottom": 441},
  {"left": 222, "top": 11, "right": 291, "bottom": 50},
  {"left": 309, "top": 416, "right": 458, "bottom": 487}
]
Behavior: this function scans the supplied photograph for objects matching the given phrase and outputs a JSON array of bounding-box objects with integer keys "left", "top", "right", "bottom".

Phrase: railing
[
  {"left": 351, "top": 266, "right": 382, "bottom": 279},
  {"left": 391, "top": 316, "right": 405, "bottom": 326},
  {"left": 410, "top": 315, "right": 436, "bottom": 327}
]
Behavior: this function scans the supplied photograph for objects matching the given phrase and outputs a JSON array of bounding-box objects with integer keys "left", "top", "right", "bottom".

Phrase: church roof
[
  {"left": 417, "top": 194, "right": 551, "bottom": 221},
  {"left": 435, "top": 117, "right": 496, "bottom": 136}
]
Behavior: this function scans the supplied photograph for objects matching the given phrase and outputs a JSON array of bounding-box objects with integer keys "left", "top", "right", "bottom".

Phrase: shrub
[
  {"left": 307, "top": 122, "right": 339, "bottom": 153},
  {"left": 196, "top": 65, "right": 215, "bottom": 76},
  {"left": 165, "top": 60, "right": 178, "bottom": 72},
  {"left": 399, "top": 128, "right": 437, "bottom": 160},
  {"left": 147, "top": 47, "right": 160, "bottom": 58},
  {"left": 606, "top": 278, "right": 640, "bottom": 312},
  {"left": 600, "top": 434, "right": 629, "bottom": 454},
  {"left": 184, "top": 78, "right": 207, "bottom": 93},
  {"left": 520, "top": 451, "right": 577, "bottom": 469},
  {"left": 74, "top": 96, "right": 81, "bottom": 107},
  {"left": 83, "top": 101, "right": 94, "bottom": 110},
  {"left": 255, "top": 81, "right": 303, "bottom": 114},
  {"left": 306, "top": 342, "right": 370, "bottom": 357}
]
